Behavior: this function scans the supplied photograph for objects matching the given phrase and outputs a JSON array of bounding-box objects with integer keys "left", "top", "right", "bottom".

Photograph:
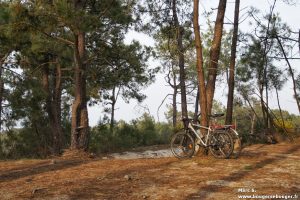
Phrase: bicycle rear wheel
[
  {"left": 208, "top": 131, "right": 233, "bottom": 159},
  {"left": 170, "top": 131, "right": 195, "bottom": 159}
]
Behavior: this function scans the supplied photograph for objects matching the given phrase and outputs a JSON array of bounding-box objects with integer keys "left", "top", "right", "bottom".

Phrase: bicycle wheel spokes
[
  {"left": 170, "top": 131, "right": 195, "bottom": 159},
  {"left": 220, "top": 134, "right": 233, "bottom": 156},
  {"left": 209, "top": 131, "right": 233, "bottom": 159}
]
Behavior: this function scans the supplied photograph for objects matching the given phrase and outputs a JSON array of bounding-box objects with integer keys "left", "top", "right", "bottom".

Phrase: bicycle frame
[
  {"left": 187, "top": 121, "right": 212, "bottom": 147},
  {"left": 186, "top": 120, "right": 239, "bottom": 147}
]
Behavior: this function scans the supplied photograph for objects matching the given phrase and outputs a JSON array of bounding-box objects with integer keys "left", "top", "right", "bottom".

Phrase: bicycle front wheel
[
  {"left": 208, "top": 131, "right": 233, "bottom": 159},
  {"left": 170, "top": 131, "right": 195, "bottom": 159}
]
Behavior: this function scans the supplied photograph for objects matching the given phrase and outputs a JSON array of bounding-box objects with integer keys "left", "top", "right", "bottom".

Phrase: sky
[{"left": 88, "top": 0, "right": 300, "bottom": 126}]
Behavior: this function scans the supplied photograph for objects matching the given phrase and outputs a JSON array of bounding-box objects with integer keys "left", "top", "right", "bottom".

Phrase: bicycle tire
[
  {"left": 208, "top": 131, "right": 234, "bottom": 159},
  {"left": 170, "top": 131, "right": 195, "bottom": 159}
]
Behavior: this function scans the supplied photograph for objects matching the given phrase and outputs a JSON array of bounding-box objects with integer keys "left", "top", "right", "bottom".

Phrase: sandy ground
[{"left": 0, "top": 140, "right": 299, "bottom": 200}]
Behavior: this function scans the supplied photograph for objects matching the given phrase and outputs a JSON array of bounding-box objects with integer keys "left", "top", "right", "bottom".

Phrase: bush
[
  {"left": 0, "top": 126, "right": 51, "bottom": 159},
  {"left": 0, "top": 119, "right": 71, "bottom": 159},
  {"left": 89, "top": 124, "right": 114, "bottom": 153},
  {"left": 89, "top": 113, "right": 173, "bottom": 154}
]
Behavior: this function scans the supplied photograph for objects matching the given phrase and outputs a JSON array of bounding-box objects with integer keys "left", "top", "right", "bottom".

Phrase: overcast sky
[{"left": 88, "top": 0, "right": 300, "bottom": 126}]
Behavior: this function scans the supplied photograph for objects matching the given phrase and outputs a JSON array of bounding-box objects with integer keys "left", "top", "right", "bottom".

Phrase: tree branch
[
  {"left": 157, "top": 94, "right": 172, "bottom": 122},
  {"left": 40, "top": 31, "right": 74, "bottom": 46}
]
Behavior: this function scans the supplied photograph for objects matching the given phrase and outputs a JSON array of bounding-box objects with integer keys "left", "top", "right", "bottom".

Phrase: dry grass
[{"left": 0, "top": 139, "right": 299, "bottom": 200}]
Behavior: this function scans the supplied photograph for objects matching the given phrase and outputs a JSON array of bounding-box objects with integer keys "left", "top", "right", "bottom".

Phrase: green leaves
[{"left": 0, "top": 0, "right": 156, "bottom": 147}]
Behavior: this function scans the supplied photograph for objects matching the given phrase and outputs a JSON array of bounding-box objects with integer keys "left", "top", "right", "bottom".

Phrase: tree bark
[
  {"left": 172, "top": 84, "right": 178, "bottom": 128},
  {"left": 41, "top": 64, "right": 51, "bottom": 146},
  {"left": 110, "top": 86, "right": 116, "bottom": 131},
  {"left": 225, "top": 0, "right": 240, "bottom": 125},
  {"left": 165, "top": 64, "right": 178, "bottom": 128},
  {"left": 167, "top": 64, "right": 179, "bottom": 128},
  {"left": 205, "top": 0, "right": 227, "bottom": 115},
  {"left": 0, "top": 54, "right": 9, "bottom": 131},
  {"left": 193, "top": 86, "right": 199, "bottom": 122},
  {"left": 0, "top": 58, "right": 3, "bottom": 131},
  {"left": 250, "top": 113, "right": 256, "bottom": 135},
  {"left": 261, "top": 93, "right": 269, "bottom": 129},
  {"left": 275, "top": 36, "right": 300, "bottom": 114},
  {"left": 41, "top": 59, "right": 64, "bottom": 155},
  {"left": 53, "top": 61, "right": 64, "bottom": 150},
  {"left": 258, "top": 73, "right": 268, "bottom": 128},
  {"left": 70, "top": 31, "right": 89, "bottom": 150},
  {"left": 172, "top": 0, "right": 188, "bottom": 120},
  {"left": 193, "top": 0, "right": 208, "bottom": 128}
]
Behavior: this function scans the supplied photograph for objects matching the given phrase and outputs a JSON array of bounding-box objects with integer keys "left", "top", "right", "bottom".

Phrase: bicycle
[
  {"left": 209, "top": 114, "right": 242, "bottom": 159},
  {"left": 170, "top": 113, "right": 239, "bottom": 159}
]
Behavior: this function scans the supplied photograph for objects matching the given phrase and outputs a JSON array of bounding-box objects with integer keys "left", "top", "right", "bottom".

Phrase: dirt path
[{"left": 0, "top": 140, "right": 299, "bottom": 200}]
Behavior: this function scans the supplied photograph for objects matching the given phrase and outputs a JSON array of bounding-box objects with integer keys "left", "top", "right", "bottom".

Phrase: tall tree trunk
[
  {"left": 169, "top": 64, "right": 179, "bottom": 128},
  {"left": 261, "top": 0, "right": 277, "bottom": 130},
  {"left": 71, "top": 31, "right": 89, "bottom": 150},
  {"left": 0, "top": 58, "right": 3, "bottom": 131},
  {"left": 276, "top": 36, "right": 300, "bottom": 114},
  {"left": 172, "top": 86, "right": 178, "bottom": 128},
  {"left": 193, "top": 0, "right": 208, "bottom": 128},
  {"left": 52, "top": 61, "right": 64, "bottom": 151},
  {"left": 41, "top": 60, "right": 64, "bottom": 155},
  {"left": 110, "top": 86, "right": 116, "bottom": 131},
  {"left": 193, "top": 86, "right": 199, "bottom": 121},
  {"left": 172, "top": 0, "right": 188, "bottom": 119},
  {"left": 41, "top": 64, "right": 52, "bottom": 150},
  {"left": 250, "top": 113, "right": 256, "bottom": 135},
  {"left": 261, "top": 92, "right": 269, "bottom": 129},
  {"left": 275, "top": 87, "right": 287, "bottom": 131},
  {"left": 258, "top": 73, "right": 268, "bottom": 128},
  {"left": 266, "top": 84, "right": 271, "bottom": 128},
  {"left": 205, "top": 0, "right": 227, "bottom": 115},
  {"left": 0, "top": 54, "right": 8, "bottom": 131},
  {"left": 225, "top": 0, "right": 240, "bottom": 125},
  {"left": 172, "top": 64, "right": 179, "bottom": 128}
]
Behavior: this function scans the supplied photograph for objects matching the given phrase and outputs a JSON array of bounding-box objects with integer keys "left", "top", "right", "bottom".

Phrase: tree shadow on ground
[
  {"left": 186, "top": 144, "right": 300, "bottom": 200},
  {"left": 0, "top": 159, "right": 87, "bottom": 183},
  {"left": 239, "top": 150, "right": 268, "bottom": 158},
  {"left": 56, "top": 159, "right": 177, "bottom": 200}
]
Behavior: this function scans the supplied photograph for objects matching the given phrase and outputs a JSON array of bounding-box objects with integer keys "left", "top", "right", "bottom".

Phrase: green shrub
[{"left": 89, "top": 113, "right": 173, "bottom": 153}]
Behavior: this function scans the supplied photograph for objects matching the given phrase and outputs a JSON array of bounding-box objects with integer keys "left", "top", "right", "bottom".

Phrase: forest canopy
[{"left": 0, "top": 0, "right": 299, "bottom": 158}]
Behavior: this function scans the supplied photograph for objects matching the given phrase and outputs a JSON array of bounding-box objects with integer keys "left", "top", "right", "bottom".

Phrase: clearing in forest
[{"left": 0, "top": 139, "right": 299, "bottom": 200}]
